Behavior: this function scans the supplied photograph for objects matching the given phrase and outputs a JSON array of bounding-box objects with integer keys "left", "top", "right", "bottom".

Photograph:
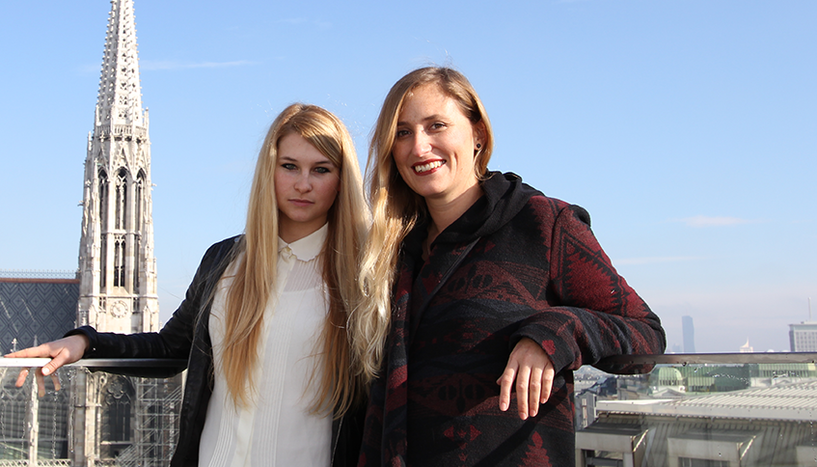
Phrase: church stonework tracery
[
  {"left": 0, "top": 2, "right": 179, "bottom": 464},
  {"left": 70, "top": 1, "right": 175, "bottom": 465},
  {"left": 78, "top": 0, "right": 158, "bottom": 335}
]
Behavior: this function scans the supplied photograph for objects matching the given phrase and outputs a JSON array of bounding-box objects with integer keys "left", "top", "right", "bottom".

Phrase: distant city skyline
[
  {"left": 2, "top": 1, "right": 815, "bottom": 353},
  {"left": 682, "top": 316, "right": 695, "bottom": 354}
]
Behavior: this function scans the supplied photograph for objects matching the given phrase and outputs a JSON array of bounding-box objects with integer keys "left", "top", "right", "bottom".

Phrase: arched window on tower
[
  {"left": 133, "top": 234, "right": 141, "bottom": 292},
  {"left": 115, "top": 169, "right": 128, "bottom": 231},
  {"left": 114, "top": 235, "right": 125, "bottom": 288},
  {"left": 134, "top": 171, "right": 145, "bottom": 292},
  {"left": 135, "top": 172, "right": 145, "bottom": 233},
  {"left": 98, "top": 169, "right": 109, "bottom": 231},
  {"left": 98, "top": 169, "right": 109, "bottom": 290},
  {"left": 100, "top": 238, "right": 108, "bottom": 291},
  {"left": 100, "top": 375, "right": 134, "bottom": 458}
]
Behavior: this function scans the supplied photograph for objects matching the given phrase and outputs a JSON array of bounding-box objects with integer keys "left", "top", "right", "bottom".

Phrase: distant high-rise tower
[
  {"left": 789, "top": 299, "right": 817, "bottom": 352},
  {"left": 77, "top": 0, "right": 158, "bottom": 334},
  {"left": 682, "top": 315, "right": 696, "bottom": 353},
  {"left": 789, "top": 322, "right": 817, "bottom": 352}
]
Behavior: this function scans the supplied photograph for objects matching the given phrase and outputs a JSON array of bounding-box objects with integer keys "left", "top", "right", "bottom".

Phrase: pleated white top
[{"left": 199, "top": 225, "right": 332, "bottom": 467}]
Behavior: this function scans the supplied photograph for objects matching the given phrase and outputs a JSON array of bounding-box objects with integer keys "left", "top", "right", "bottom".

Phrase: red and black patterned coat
[{"left": 358, "top": 172, "right": 666, "bottom": 467}]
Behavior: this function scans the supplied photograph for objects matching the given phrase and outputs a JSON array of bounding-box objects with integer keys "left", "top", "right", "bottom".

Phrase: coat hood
[{"left": 435, "top": 171, "right": 540, "bottom": 245}]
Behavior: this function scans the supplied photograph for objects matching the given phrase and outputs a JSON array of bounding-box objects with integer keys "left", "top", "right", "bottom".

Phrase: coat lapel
[{"left": 408, "top": 237, "right": 480, "bottom": 348}]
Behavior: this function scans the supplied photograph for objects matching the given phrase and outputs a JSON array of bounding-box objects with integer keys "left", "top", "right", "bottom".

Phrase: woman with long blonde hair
[
  {"left": 351, "top": 67, "right": 665, "bottom": 466},
  {"left": 8, "top": 103, "right": 369, "bottom": 467}
]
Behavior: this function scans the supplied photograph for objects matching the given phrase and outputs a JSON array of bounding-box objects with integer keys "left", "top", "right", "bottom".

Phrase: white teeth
[{"left": 413, "top": 161, "right": 442, "bottom": 173}]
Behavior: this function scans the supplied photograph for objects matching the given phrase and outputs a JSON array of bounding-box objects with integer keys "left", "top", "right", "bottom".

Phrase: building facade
[
  {"left": 2, "top": 1, "right": 174, "bottom": 465},
  {"left": 0, "top": 273, "right": 78, "bottom": 460},
  {"left": 77, "top": 0, "right": 159, "bottom": 335},
  {"left": 70, "top": 1, "right": 176, "bottom": 465},
  {"left": 682, "top": 315, "right": 695, "bottom": 353},
  {"left": 576, "top": 370, "right": 817, "bottom": 466},
  {"left": 789, "top": 321, "right": 817, "bottom": 352}
]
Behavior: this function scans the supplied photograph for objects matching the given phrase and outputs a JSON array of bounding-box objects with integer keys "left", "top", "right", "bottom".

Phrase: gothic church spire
[
  {"left": 96, "top": 0, "right": 144, "bottom": 127},
  {"left": 78, "top": 0, "right": 158, "bottom": 334}
]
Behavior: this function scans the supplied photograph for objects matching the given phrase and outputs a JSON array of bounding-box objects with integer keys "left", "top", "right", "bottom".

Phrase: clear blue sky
[{"left": 1, "top": 1, "right": 815, "bottom": 353}]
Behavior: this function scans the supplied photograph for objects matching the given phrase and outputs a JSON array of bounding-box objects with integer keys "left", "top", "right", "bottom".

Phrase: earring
[{"left": 476, "top": 143, "right": 482, "bottom": 149}]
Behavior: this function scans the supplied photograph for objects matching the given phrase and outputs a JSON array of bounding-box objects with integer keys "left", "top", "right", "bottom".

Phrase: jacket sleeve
[
  {"left": 511, "top": 204, "right": 666, "bottom": 375},
  {"left": 65, "top": 238, "right": 234, "bottom": 376}
]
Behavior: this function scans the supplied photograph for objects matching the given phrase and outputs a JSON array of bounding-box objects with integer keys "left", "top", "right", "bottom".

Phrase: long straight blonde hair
[
  {"left": 352, "top": 67, "right": 494, "bottom": 383},
  {"left": 223, "top": 103, "right": 369, "bottom": 416}
]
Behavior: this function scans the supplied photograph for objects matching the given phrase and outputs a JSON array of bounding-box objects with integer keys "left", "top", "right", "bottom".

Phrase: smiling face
[
  {"left": 392, "top": 84, "right": 485, "bottom": 208},
  {"left": 274, "top": 132, "right": 340, "bottom": 243}
]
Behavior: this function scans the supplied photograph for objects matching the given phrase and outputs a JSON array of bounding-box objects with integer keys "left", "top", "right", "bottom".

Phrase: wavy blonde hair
[
  {"left": 223, "top": 103, "right": 369, "bottom": 416},
  {"left": 352, "top": 67, "right": 494, "bottom": 383}
]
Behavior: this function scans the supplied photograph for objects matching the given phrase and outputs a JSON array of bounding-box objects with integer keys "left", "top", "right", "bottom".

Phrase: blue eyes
[{"left": 280, "top": 163, "right": 333, "bottom": 174}]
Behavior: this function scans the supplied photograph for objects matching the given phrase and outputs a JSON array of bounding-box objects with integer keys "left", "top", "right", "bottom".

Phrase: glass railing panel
[
  {"left": 0, "top": 358, "right": 184, "bottom": 467},
  {"left": 576, "top": 353, "right": 817, "bottom": 467},
  {"left": 3, "top": 354, "right": 817, "bottom": 466}
]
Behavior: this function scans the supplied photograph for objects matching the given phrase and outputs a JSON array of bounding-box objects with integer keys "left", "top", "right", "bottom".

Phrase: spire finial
[{"left": 95, "top": 0, "right": 143, "bottom": 128}]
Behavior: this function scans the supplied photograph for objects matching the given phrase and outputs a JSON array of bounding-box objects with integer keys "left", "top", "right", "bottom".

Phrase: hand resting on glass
[{"left": 4, "top": 334, "right": 90, "bottom": 397}]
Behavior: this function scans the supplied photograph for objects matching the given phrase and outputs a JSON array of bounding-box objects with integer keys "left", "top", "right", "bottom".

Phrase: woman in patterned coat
[{"left": 351, "top": 67, "right": 666, "bottom": 466}]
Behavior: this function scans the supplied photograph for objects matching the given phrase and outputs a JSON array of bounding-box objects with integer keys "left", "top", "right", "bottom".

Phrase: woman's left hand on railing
[{"left": 4, "top": 334, "right": 90, "bottom": 397}]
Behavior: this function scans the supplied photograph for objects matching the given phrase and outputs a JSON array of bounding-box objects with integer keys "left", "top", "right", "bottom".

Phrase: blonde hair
[
  {"left": 352, "top": 67, "right": 494, "bottom": 383},
  {"left": 223, "top": 103, "right": 369, "bottom": 416}
]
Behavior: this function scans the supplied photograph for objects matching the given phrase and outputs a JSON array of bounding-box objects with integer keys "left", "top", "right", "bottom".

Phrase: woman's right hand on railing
[{"left": 3, "top": 334, "right": 90, "bottom": 397}]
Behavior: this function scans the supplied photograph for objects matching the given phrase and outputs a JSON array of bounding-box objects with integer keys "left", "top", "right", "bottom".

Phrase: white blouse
[{"left": 199, "top": 225, "right": 332, "bottom": 467}]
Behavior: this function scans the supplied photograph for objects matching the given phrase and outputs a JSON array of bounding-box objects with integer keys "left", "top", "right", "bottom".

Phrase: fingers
[
  {"left": 9, "top": 336, "right": 88, "bottom": 377},
  {"left": 13, "top": 368, "right": 61, "bottom": 396},
  {"left": 541, "top": 364, "right": 554, "bottom": 405},
  {"left": 496, "top": 366, "right": 516, "bottom": 413},
  {"left": 51, "top": 373, "right": 61, "bottom": 392},
  {"left": 515, "top": 362, "right": 531, "bottom": 420},
  {"left": 498, "top": 337, "right": 556, "bottom": 420},
  {"left": 528, "top": 364, "right": 543, "bottom": 417},
  {"left": 41, "top": 349, "right": 71, "bottom": 376},
  {"left": 15, "top": 368, "right": 29, "bottom": 388},
  {"left": 4, "top": 346, "right": 43, "bottom": 359},
  {"left": 35, "top": 370, "right": 46, "bottom": 398},
  {"left": 4, "top": 337, "right": 85, "bottom": 397}
]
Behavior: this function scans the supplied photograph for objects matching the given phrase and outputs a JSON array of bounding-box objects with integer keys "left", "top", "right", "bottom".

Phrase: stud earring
[{"left": 476, "top": 143, "right": 482, "bottom": 149}]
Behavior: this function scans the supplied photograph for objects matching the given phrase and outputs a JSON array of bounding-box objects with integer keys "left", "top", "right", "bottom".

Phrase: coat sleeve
[
  {"left": 65, "top": 238, "right": 235, "bottom": 376},
  {"left": 511, "top": 204, "right": 666, "bottom": 375}
]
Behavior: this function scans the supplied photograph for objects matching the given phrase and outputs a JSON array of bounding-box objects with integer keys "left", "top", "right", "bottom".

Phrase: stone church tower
[
  {"left": 78, "top": 0, "right": 159, "bottom": 334},
  {"left": 70, "top": 2, "right": 178, "bottom": 465}
]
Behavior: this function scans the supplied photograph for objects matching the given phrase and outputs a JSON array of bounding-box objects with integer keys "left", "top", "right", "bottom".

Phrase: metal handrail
[
  {"left": 598, "top": 352, "right": 817, "bottom": 366},
  {"left": 0, "top": 358, "right": 187, "bottom": 368},
  {"left": 3, "top": 353, "right": 817, "bottom": 369}
]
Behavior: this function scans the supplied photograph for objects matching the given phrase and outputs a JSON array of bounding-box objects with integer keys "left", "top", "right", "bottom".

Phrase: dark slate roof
[{"left": 0, "top": 278, "right": 78, "bottom": 353}]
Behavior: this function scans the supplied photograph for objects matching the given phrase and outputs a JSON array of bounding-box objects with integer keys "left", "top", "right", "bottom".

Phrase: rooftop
[{"left": 598, "top": 379, "right": 817, "bottom": 422}]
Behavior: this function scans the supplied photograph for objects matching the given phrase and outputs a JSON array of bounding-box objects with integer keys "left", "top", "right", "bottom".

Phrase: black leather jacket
[{"left": 69, "top": 236, "right": 364, "bottom": 466}]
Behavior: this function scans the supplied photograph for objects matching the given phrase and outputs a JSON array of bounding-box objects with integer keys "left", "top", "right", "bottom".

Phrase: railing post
[
  {"left": 71, "top": 369, "right": 88, "bottom": 466},
  {"left": 27, "top": 373, "right": 39, "bottom": 465}
]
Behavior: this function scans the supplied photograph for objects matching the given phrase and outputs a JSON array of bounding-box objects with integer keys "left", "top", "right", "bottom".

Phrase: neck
[
  {"left": 278, "top": 220, "right": 325, "bottom": 244},
  {"left": 424, "top": 182, "right": 483, "bottom": 245}
]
